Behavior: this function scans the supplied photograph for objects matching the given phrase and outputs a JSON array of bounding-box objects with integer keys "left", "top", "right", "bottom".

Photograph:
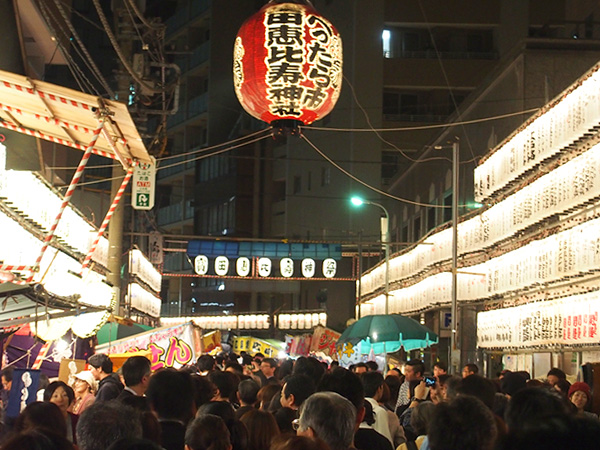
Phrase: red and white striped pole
[
  {"left": 80, "top": 161, "right": 137, "bottom": 274},
  {"left": 26, "top": 118, "right": 105, "bottom": 283},
  {"left": 31, "top": 341, "right": 52, "bottom": 369}
]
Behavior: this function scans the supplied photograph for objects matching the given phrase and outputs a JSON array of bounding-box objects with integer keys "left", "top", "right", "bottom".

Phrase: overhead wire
[
  {"left": 52, "top": 0, "right": 116, "bottom": 99},
  {"left": 418, "top": 0, "right": 477, "bottom": 162},
  {"left": 302, "top": 133, "right": 476, "bottom": 209},
  {"left": 91, "top": 0, "right": 168, "bottom": 95},
  {"left": 35, "top": 0, "right": 97, "bottom": 95}
]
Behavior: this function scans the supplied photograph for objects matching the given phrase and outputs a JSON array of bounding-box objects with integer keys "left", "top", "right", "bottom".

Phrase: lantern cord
[{"left": 302, "top": 134, "right": 470, "bottom": 209}]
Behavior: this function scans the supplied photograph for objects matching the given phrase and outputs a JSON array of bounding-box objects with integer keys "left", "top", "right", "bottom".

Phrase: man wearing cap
[{"left": 88, "top": 353, "right": 123, "bottom": 402}]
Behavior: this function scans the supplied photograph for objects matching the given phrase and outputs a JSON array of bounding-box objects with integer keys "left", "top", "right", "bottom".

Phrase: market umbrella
[{"left": 337, "top": 314, "right": 438, "bottom": 355}]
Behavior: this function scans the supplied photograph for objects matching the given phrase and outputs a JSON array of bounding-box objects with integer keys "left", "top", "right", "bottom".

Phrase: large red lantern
[{"left": 234, "top": 0, "right": 342, "bottom": 135}]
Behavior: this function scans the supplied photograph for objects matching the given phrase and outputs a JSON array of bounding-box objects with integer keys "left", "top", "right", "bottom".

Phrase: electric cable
[{"left": 52, "top": 0, "right": 116, "bottom": 99}]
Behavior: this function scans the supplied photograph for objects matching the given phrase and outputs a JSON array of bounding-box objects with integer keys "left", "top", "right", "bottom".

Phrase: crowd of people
[{"left": 0, "top": 352, "right": 599, "bottom": 450}]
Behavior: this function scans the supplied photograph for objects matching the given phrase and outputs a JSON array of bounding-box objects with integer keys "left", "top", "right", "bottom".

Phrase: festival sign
[
  {"left": 95, "top": 322, "right": 202, "bottom": 371},
  {"left": 310, "top": 324, "right": 341, "bottom": 357}
]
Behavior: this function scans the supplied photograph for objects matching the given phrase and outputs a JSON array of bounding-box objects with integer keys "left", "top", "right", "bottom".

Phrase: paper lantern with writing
[{"left": 234, "top": 1, "right": 342, "bottom": 132}]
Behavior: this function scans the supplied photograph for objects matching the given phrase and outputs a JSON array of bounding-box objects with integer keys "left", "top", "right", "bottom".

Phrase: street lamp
[{"left": 351, "top": 196, "right": 390, "bottom": 315}]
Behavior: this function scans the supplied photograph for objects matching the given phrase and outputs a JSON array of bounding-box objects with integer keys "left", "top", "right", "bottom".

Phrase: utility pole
[{"left": 107, "top": 0, "right": 134, "bottom": 316}]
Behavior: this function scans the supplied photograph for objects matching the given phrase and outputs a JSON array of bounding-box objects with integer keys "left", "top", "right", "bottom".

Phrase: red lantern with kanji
[{"left": 234, "top": 1, "right": 342, "bottom": 133}]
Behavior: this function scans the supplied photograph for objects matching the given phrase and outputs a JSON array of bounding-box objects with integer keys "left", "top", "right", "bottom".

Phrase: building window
[
  {"left": 427, "top": 206, "right": 436, "bottom": 231},
  {"left": 382, "top": 29, "right": 391, "bottom": 58},
  {"left": 413, "top": 216, "right": 421, "bottom": 240},
  {"left": 321, "top": 167, "right": 330, "bottom": 186},
  {"left": 293, "top": 176, "right": 301, "bottom": 194},
  {"left": 443, "top": 193, "right": 452, "bottom": 222}
]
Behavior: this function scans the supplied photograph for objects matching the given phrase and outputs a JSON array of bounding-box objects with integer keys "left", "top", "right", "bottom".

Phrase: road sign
[{"left": 132, "top": 156, "right": 156, "bottom": 210}]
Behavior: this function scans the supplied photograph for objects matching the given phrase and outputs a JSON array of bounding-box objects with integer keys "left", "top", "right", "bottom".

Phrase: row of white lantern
[
  {"left": 477, "top": 290, "right": 600, "bottom": 349},
  {"left": 194, "top": 255, "right": 337, "bottom": 278},
  {"left": 129, "top": 249, "right": 162, "bottom": 292},
  {"left": 361, "top": 140, "right": 600, "bottom": 297},
  {"left": 0, "top": 169, "right": 108, "bottom": 264},
  {"left": 475, "top": 63, "right": 600, "bottom": 201},
  {"left": 161, "top": 312, "right": 328, "bottom": 331},
  {"left": 362, "top": 212, "right": 600, "bottom": 314},
  {"left": 128, "top": 282, "right": 162, "bottom": 318},
  {"left": 278, "top": 313, "right": 327, "bottom": 330}
]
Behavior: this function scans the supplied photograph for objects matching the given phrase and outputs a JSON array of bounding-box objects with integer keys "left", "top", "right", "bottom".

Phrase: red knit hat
[{"left": 568, "top": 381, "right": 591, "bottom": 400}]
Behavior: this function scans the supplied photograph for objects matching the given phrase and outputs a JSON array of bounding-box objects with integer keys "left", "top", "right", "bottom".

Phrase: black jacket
[{"left": 96, "top": 373, "right": 124, "bottom": 402}]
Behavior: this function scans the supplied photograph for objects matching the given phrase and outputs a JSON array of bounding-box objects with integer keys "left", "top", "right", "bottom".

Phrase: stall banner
[
  {"left": 310, "top": 325, "right": 341, "bottom": 357},
  {"left": 337, "top": 341, "right": 365, "bottom": 367},
  {"left": 286, "top": 334, "right": 312, "bottom": 357},
  {"left": 96, "top": 322, "right": 202, "bottom": 371},
  {"left": 6, "top": 369, "right": 41, "bottom": 418},
  {"left": 478, "top": 291, "right": 600, "bottom": 349},
  {"left": 201, "top": 330, "right": 222, "bottom": 354},
  {"left": 231, "top": 336, "right": 279, "bottom": 357}
]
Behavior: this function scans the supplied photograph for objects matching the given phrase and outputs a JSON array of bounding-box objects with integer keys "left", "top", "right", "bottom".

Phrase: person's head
[
  {"left": 1, "top": 366, "right": 14, "bottom": 391},
  {"left": 546, "top": 368, "right": 566, "bottom": 386},
  {"left": 185, "top": 414, "right": 231, "bottom": 450},
  {"left": 433, "top": 361, "right": 448, "bottom": 377},
  {"left": 384, "top": 374, "right": 401, "bottom": 402},
  {"left": 225, "top": 362, "right": 244, "bottom": 377},
  {"left": 237, "top": 379, "right": 260, "bottom": 406},
  {"left": 568, "top": 381, "right": 591, "bottom": 411},
  {"left": 500, "top": 371, "right": 527, "bottom": 398},
  {"left": 353, "top": 363, "right": 368, "bottom": 374},
  {"left": 257, "top": 384, "right": 281, "bottom": 410},
  {"left": 360, "top": 371, "right": 384, "bottom": 400},
  {"left": 495, "top": 412, "right": 600, "bottom": 450},
  {"left": 553, "top": 378, "right": 571, "bottom": 398},
  {"left": 260, "top": 358, "right": 278, "bottom": 378},
  {"left": 15, "top": 401, "right": 67, "bottom": 437},
  {"left": 430, "top": 374, "right": 453, "bottom": 404},
  {"left": 270, "top": 434, "right": 330, "bottom": 450},
  {"left": 504, "top": 386, "right": 571, "bottom": 432},
  {"left": 106, "top": 438, "right": 164, "bottom": 450},
  {"left": 1, "top": 430, "right": 75, "bottom": 450},
  {"left": 365, "top": 361, "right": 379, "bottom": 372},
  {"left": 281, "top": 374, "right": 315, "bottom": 410},
  {"left": 461, "top": 363, "right": 478, "bottom": 378},
  {"left": 429, "top": 395, "right": 497, "bottom": 450},
  {"left": 411, "top": 400, "right": 436, "bottom": 436},
  {"left": 88, "top": 353, "right": 113, "bottom": 380},
  {"left": 76, "top": 401, "right": 143, "bottom": 450},
  {"left": 297, "top": 392, "right": 356, "bottom": 450},
  {"left": 404, "top": 360, "right": 425, "bottom": 381},
  {"left": 208, "top": 370, "right": 239, "bottom": 401},
  {"left": 196, "top": 401, "right": 235, "bottom": 423},
  {"left": 239, "top": 409, "right": 279, "bottom": 450},
  {"left": 457, "top": 374, "right": 497, "bottom": 409},
  {"left": 317, "top": 367, "right": 364, "bottom": 413},
  {"left": 121, "top": 356, "right": 151, "bottom": 390},
  {"left": 444, "top": 375, "right": 462, "bottom": 401},
  {"left": 146, "top": 368, "right": 194, "bottom": 422},
  {"left": 196, "top": 355, "right": 216, "bottom": 373},
  {"left": 73, "top": 371, "right": 97, "bottom": 396},
  {"left": 388, "top": 367, "right": 402, "bottom": 378},
  {"left": 191, "top": 374, "right": 216, "bottom": 409},
  {"left": 44, "top": 381, "right": 75, "bottom": 415},
  {"left": 292, "top": 357, "right": 325, "bottom": 385}
]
